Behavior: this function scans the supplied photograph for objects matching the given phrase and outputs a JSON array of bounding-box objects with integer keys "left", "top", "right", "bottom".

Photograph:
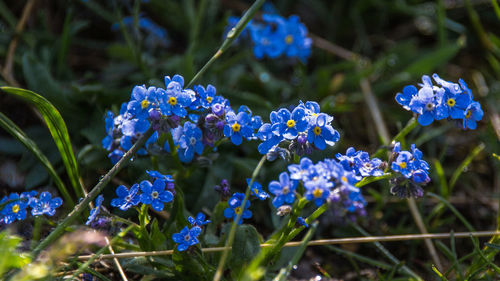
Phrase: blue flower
[
  {"left": 281, "top": 15, "right": 312, "bottom": 61},
  {"left": 435, "top": 88, "right": 471, "bottom": 120},
  {"left": 247, "top": 178, "right": 269, "bottom": 200},
  {"left": 272, "top": 107, "right": 307, "bottom": 140},
  {"left": 1, "top": 193, "right": 29, "bottom": 224},
  {"left": 250, "top": 14, "right": 287, "bottom": 59},
  {"left": 224, "top": 192, "right": 252, "bottom": 224},
  {"left": 146, "top": 170, "right": 174, "bottom": 182},
  {"left": 172, "top": 226, "right": 202, "bottom": 251},
  {"left": 223, "top": 111, "right": 253, "bottom": 145},
  {"left": 391, "top": 151, "right": 413, "bottom": 178},
  {"left": 268, "top": 172, "right": 297, "bottom": 208},
  {"left": 29, "top": 192, "right": 63, "bottom": 217},
  {"left": 463, "top": 101, "right": 483, "bottom": 130},
  {"left": 126, "top": 85, "right": 158, "bottom": 118},
  {"left": 121, "top": 116, "right": 150, "bottom": 137},
  {"left": 86, "top": 195, "right": 104, "bottom": 226},
  {"left": 409, "top": 85, "right": 440, "bottom": 126},
  {"left": 177, "top": 122, "right": 204, "bottom": 163},
  {"left": 194, "top": 84, "right": 217, "bottom": 108},
  {"left": 304, "top": 176, "right": 332, "bottom": 207},
  {"left": 108, "top": 149, "right": 124, "bottom": 165},
  {"left": 296, "top": 217, "right": 308, "bottom": 228},
  {"left": 140, "top": 179, "right": 174, "bottom": 211},
  {"left": 111, "top": 184, "right": 141, "bottom": 211},
  {"left": 336, "top": 147, "right": 362, "bottom": 172},
  {"left": 256, "top": 123, "right": 283, "bottom": 154},
  {"left": 395, "top": 85, "right": 418, "bottom": 110},
  {"left": 306, "top": 113, "right": 339, "bottom": 150},
  {"left": 288, "top": 157, "right": 314, "bottom": 181},
  {"left": 188, "top": 212, "right": 211, "bottom": 227},
  {"left": 336, "top": 148, "right": 383, "bottom": 178},
  {"left": 160, "top": 75, "right": 192, "bottom": 118}
]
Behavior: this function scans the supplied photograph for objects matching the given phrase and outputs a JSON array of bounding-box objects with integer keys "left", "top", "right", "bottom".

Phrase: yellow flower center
[
  {"left": 141, "top": 99, "right": 150, "bottom": 109},
  {"left": 286, "top": 120, "right": 296, "bottom": 128},
  {"left": 465, "top": 110, "right": 472, "bottom": 118},
  {"left": 253, "top": 188, "right": 259, "bottom": 195},
  {"left": 313, "top": 126, "right": 322, "bottom": 135},
  {"left": 285, "top": 35, "right": 294, "bottom": 44},
  {"left": 206, "top": 96, "right": 213, "bottom": 103},
  {"left": 234, "top": 207, "right": 242, "bottom": 214},
  {"left": 399, "top": 162, "right": 407, "bottom": 169},
  {"left": 168, "top": 96, "right": 177, "bottom": 106},
  {"left": 313, "top": 188, "right": 323, "bottom": 198},
  {"left": 447, "top": 98, "right": 456, "bottom": 107},
  {"left": 232, "top": 123, "right": 241, "bottom": 132},
  {"left": 341, "top": 176, "right": 348, "bottom": 183},
  {"left": 12, "top": 204, "right": 19, "bottom": 213}
]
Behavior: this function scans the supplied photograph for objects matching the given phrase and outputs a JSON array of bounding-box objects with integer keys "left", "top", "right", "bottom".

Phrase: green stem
[
  {"left": 186, "top": 0, "right": 266, "bottom": 88},
  {"left": 213, "top": 155, "right": 266, "bottom": 281},
  {"left": 31, "top": 127, "right": 155, "bottom": 259}
]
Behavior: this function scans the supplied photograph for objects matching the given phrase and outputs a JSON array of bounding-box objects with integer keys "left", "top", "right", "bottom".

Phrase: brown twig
[
  {"left": 1, "top": 0, "right": 37, "bottom": 87},
  {"left": 75, "top": 230, "right": 500, "bottom": 260},
  {"left": 105, "top": 237, "right": 129, "bottom": 281}
]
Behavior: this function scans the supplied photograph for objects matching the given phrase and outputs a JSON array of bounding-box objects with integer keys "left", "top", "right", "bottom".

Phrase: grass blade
[
  {"left": 0, "top": 86, "right": 84, "bottom": 200},
  {"left": 0, "top": 112, "right": 74, "bottom": 206},
  {"left": 448, "top": 143, "right": 485, "bottom": 192}
]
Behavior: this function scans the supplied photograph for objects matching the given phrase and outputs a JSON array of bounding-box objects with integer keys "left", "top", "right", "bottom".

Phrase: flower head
[
  {"left": 268, "top": 172, "right": 297, "bottom": 208},
  {"left": 29, "top": 192, "right": 63, "bottom": 217},
  {"left": 111, "top": 184, "right": 141, "bottom": 211},
  {"left": 224, "top": 192, "right": 252, "bottom": 224},
  {"left": 188, "top": 212, "right": 211, "bottom": 227},
  {"left": 172, "top": 226, "right": 202, "bottom": 251},
  {"left": 86, "top": 195, "right": 104, "bottom": 226},
  {"left": 247, "top": 178, "right": 269, "bottom": 200},
  {"left": 140, "top": 179, "right": 174, "bottom": 211}
]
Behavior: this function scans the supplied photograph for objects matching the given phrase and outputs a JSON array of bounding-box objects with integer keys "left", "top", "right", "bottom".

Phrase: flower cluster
[
  {"left": 172, "top": 212, "right": 210, "bottom": 251},
  {"left": 389, "top": 142, "right": 430, "bottom": 198},
  {"left": 0, "top": 191, "right": 62, "bottom": 225},
  {"left": 223, "top": 152, "right": 380, "bottom": 225},
  {"left": 103, "top": 74, "right": 338, "bottom": 165},
  {"left": 286, "top": 157, "right": 367, "bottom": 215},
  {"left": 396, "top": 74, "right": 483, "bottom": 129},
  {"left": 257, "top": 101, "right": 340, "bottom": 156},
  {"left": 112, "top": 15, "right": 169, "bottom": 48},
  {"left": 227, "top": 13, "right": 312, "bottom": 61},
  {"left": 110, "top": 170, "right": 174, "bottom": 211},
  {"left": 102, "top": 74, "right": 264, "bottom": 164}
]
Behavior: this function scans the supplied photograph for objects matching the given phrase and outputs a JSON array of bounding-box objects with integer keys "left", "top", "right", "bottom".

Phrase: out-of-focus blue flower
[
  {"left": 146, "top": 170, "right": 174, "bottom": 182},
  {"left": 296, "top": 217, "right": 308, "bottom": 228},
  {"left": 247, "top": 178, "right": 269, "bottom": 200},
  {"left": 111, "top": 184, "right": 141, "bottom": 211},
  {"left": 86, "top": 195, "right": 104, "bottom": 226},
  {"left": 224, "top": 192, "right": 252, "bottom": 224},
  {"left": 288, "top": 157, "right": 314, "bottom": 181},
  {"left": 139, "top": 179, "right": 174, "bottom": 211},
  {"left": 188, "top": 212, "right": 211, "bottom": 227},
  {"left": 172, "top": 226, "right": 201, "bottom": 251},
  {"left": 1, "top": 193, "right": 29, "bottom": 224},
  {"left": 281, "top": 15, "right": 312, "bottom": 61},
  {"left": 268, "top": 172, "right": 297, "bottom": 208}
]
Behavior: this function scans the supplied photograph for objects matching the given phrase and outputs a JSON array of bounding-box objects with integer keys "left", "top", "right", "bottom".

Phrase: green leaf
[
  {"left": 0, "top": 87, "right": 84, "bottom": 200},
  {"left": 0, "top": 231, "right": 31, "bottom": 276},
  {"left": 0, "top": 112, "right": 73, "bottom": 205},
  {"left": 229, "top": 224, "right": 262, "bottom": 273}
]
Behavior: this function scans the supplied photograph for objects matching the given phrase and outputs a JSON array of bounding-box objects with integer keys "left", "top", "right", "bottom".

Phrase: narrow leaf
[
  {"left": 0, "top": 86, "right": 84, "bottom": 200},
  {"left": 0, "top": 112, "right": 74, "bottom": 205}
]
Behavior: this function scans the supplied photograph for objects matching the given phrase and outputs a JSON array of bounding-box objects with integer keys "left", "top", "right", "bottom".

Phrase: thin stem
[
  {"left": 75, "top": 230, "right": 500, "bottom": 260},
  {"left": 213, "top": 155, "right": 266, "bottom": 281},
  {"left": 105, "top": 236, "right": 129, "bottom": 281},
  {"left": 186, "top": 0, "right": 266, "bottom": 88},
  {"left": 31, "top": 127, "right": 155, "bottom": 259}
]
